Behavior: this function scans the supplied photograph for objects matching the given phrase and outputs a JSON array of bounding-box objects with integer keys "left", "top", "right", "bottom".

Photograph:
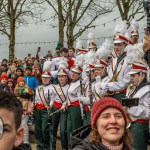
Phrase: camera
[{"left": 121, "top": 98, "right": 139, "bottom": 108}]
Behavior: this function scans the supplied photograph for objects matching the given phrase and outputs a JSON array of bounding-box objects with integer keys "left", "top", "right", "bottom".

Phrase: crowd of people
[{"left": 0, "top": 19, "right": 150, "bottom": 150}]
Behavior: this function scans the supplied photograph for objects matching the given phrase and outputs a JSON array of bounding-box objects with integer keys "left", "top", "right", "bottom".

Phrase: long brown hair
[{"left": 88, "top": 126, "right": 133, "bottom": 149}]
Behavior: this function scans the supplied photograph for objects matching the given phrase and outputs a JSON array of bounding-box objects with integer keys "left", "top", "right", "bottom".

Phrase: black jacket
[
  {"left": 70, "top": 125, "right": 130, "bottom": 150},
  {"left": 12, "top": 143, "right": 32, "bottom": 150},
  {"left": 0, "top": 83, "right": 10, "bottom": 93},
  {"left": 144, "top": 49, "right": 150, "bottom": 67}
]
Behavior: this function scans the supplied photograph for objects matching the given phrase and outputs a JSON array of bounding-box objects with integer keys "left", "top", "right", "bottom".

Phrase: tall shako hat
[
  {"left": 75, "top": 39, "right": 88, "bottom": 55},
  {"left": 128, "top": 63, "right": 147, "bottom": 75},
  {"left": 72, "top": 54, "right": 83, "bottom": 74},
  {"left": 87, "top": 33, "right": 97, "bottom": 49},
  {"left": 125, "top": 43, "right": 148, "bottom": 75},
  {"left": 95, "top": 59, "right": 108, "bottom": 68},
  {"left": 42, "top": 59, "right": 53, "bottom": 77},
  {"left": 85, "top": 50, "right": 96, "bottom": 71},
  {"left": 113, "top": 21, "right": 129, "bottom": 44},
  {"left": 58, "top": 57, "right": 68, "bottom": 76},
  {"left": 95, "top": 39, "right": 113, "bottom": 64},
  {"left": 42, "top": 71, "right": 51, "bottom": 78},
  {"left": 130, "top": 19, "right": 139, "bottom": 36}
]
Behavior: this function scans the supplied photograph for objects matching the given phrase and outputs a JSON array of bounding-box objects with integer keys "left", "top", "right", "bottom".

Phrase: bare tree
[
  {"left": 115, "top": 0, "right": 144, "bottom": 24},
  {"left": 0, "top": 0, "right": 44, "bottom": 62},
  {"left": 45, "top": 0, "right": 114, "bottom": 48}
]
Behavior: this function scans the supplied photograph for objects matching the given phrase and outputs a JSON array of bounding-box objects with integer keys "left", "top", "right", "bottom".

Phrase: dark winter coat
[
  {"left": 0, "top": 83, "right": 10, "bottom": 93},
  {"left": 144, "top": 49, "right": 150, "bottom": 67},
  {"left": 71, "top": 125, "right": 131, "bottom": 150},
  {"left": 12, "top": 143, "right": 32, "bottom": 150}
]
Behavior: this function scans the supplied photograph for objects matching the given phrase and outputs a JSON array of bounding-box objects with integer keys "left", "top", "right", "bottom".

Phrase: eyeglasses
[{"left": 0, "top": 117, "right": 4, "bottom": 139}]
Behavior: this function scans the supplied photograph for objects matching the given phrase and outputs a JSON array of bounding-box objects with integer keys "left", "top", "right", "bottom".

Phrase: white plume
[
  {"left": 58, "top": 57, "right": 68, "bottom": 69},
  {"left": 43, "top": 60, "right": 52, "bottom": 71},
  {"left": 84, "top": 50, "right": 96, "bottom": 64},
  {"left": 76, "top": 38, "right": 83, "bottom": 49},
  {"left": 88, "top": 32, "right": 94, "bottom": 41},
  {"left": 126, "top": 43, "right": 145, "bottom": 64},
  {"left": 125, "top": 30, "right": 131, "bottom": 41},
  {"left": 74, "top": 54, "right": 84, "bottom": 67},
  {"left": 130, "top": 19, "right": 139, "bottom": 30},
  {"left": 114, "top": 20, "right": 128, "bottom": 35},
  {"left": 87, "top": 32, "right": 95, "bottom": 47},
  {"left": 95, "top": 39, "right": 113, "bottom": 60}
]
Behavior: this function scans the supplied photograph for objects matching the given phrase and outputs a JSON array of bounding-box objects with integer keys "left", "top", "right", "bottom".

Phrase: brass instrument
[
  {"left": 80, "top": 79, "right": 86, "bottom": 119},
  {"left": 89, "top": 70, "right": 93, "bottom": 105},
  {"left": 47, "top": 90, "right": 52, "bottom": 125},
  {"left": 103, "top": 69, "right": 122, "bottom": 97}
]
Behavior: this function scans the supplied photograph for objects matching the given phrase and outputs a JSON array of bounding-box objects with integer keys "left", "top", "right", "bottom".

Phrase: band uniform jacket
[
  {"left": 102, "top": 52, "right": 131, "bottom": 92},
  {"left": 67, "top": 79, "right": 81, "bottom": 106},
  {"left": 52, "top": 84, "right": 69, "bottom": 108},
  {"left": 127, "top": 82, "right": 150, "bottom": 119},
  {"left": 35, "top": 84, "right": 55, "bottom": 107}
]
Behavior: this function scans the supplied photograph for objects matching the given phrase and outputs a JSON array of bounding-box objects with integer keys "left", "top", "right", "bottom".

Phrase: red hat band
[
  {"left": 132, "top": 64, "right": 147, "bottom": 71},
  {"left": 78, "top": 66, "right": 83, "bottom": 72},
  {"left": 89, "top": 64, "right": 95, "bottom": 69},
  {"left": 77, "top": 48, "right": 88, "bottom": 53},
  {"left": 58, "top": 69, "right": 67, "bottom": 75},
  {"left": 114, "top": 34, "right": 128, "bottom": 43},
  {"left": 100, "top": 60, "right": 107, "bottom": 67}
]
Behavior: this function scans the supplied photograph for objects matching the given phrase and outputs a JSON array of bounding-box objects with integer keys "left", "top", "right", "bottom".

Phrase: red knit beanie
[
  {"left": 17, "top": 77, "right": 25, "bottom": 83},
  {"left": 91, "top": 97, "right": 127, "bottom": 129},
  {"left": 1, "top": 73, "right": 8, "bottom": 81}
]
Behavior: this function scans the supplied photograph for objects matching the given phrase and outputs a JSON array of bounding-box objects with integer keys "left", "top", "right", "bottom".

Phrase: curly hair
[{"left": 88, "top": 126, "right": 133, "bottom": 149}]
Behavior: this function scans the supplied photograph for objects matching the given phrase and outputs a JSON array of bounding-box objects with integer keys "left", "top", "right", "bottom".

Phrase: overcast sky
[{"left": 0, "top": 6, "right": 146, "bottom": 61}]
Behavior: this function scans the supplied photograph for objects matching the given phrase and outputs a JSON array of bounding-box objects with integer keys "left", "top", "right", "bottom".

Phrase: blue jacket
[{"left": 23, "top": 75, "right": 39, "bottom": 91}]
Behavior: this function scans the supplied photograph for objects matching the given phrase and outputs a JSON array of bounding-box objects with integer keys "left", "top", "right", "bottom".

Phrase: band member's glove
[
  {"left": 60, "top": 102, "right": 66, "bottom": 111},
  {"left": 78, "top": 96, "right": 90, "bottom": 105}
]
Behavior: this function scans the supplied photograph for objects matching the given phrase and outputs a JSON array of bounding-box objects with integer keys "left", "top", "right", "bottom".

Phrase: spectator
[
  {"left": 23, "top": 67, "right": 39, "bottom": 91},
  {"left": 13, "top": 67, "right": 24, "bottom": 86},
  {"left": 0, "top": 73, "right": 10, "bottom": 93},
  {"left": 7, "top": 78, "right": 15, "bottom": 94},
  {"left": 14, "top": 77, "right": 33, "bottom": 144}
]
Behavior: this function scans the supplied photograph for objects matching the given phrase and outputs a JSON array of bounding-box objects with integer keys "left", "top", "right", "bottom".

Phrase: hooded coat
[{"left": 70, "top": 125, "right": 131, "bottom": 150}]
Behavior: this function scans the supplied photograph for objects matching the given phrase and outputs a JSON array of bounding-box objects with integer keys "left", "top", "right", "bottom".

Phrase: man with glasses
[{"left": 0, "top": 91, "right": 31, "bottom": 150}]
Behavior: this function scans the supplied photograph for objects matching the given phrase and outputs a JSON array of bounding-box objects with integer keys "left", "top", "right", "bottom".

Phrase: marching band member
[
  {"left": 81, "top": 63, "right": 95, "bottom": 125},
  {"left": 33, "top": 71, "right": 55, "bottom": 150},
  {"left": 67, "top": 63, "right": 83, "bottom": 145},
  {"left": 51, "top": 68, "right": 69, "bottom": 150},
  {"left": 130, "top": 19, "right": 139, "bottom": 45},
  {"left": 126, "top": 62, "right": 149, "bottom": 150},
  {"left": 87, "top": 33, "right": 97, "bottom": 52},
  {"left": 14, "top": 77, "right": 33, "bottom": 144},
  {"left": 94, "top": 59, "right": 109, "bottom": 101},
  {"left": 98, "top": 21, "right": 131, "bottom": 101}
]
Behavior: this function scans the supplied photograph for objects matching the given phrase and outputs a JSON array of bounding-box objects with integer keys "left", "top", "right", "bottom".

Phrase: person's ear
[
  {"left": 141, "top": 72, "right": 146, "bottom": 80},
  {"left": 14, "top": 127, "right": 24, "bottom": 147}
]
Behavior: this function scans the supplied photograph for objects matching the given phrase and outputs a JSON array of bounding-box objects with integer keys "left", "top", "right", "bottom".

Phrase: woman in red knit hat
[{"left": 71, "top": 97, "right": 133, "bottom": 150}]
